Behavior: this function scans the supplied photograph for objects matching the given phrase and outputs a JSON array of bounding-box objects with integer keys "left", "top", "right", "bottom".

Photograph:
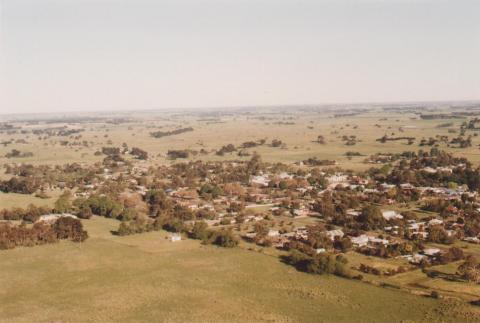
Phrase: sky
[{"left": 0, "top": 0, "right": 479, "bottom": 114}]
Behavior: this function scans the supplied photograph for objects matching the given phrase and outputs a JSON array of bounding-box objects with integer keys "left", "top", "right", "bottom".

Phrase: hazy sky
[{"left": 1, "top": 0, "right": 479, "bottom": 114}]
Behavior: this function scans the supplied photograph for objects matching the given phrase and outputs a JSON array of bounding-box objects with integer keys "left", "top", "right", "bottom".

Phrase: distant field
[
  {"left": 2, "top": 110, "right": 480, "bottom": 171},
  {"left": 1, "top": 216, "right": 476, "bottom": 322}
]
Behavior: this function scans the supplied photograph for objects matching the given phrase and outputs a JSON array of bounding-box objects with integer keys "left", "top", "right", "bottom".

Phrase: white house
[
  {"left": 350, "top": 234, "right": 389, "bottom": 247},
  {"left": 428, "top": 219, "right": 444, "bottom": 227},
  {"left": 382, "top": 210, "right": 403, "bottom": 221},
  {"left": 350, "top": 235, "right": 369, "bottom": 247},
  {"left": 267, "top": 230, "right": 280, "bottom": 237},
  {"left": 326, "top": 229, "right": 344, "bottom": 241},
  {"left": 250, "top": 175, "right": 270, "bottom": 187},
  {"left": 422, "top": 248, "right": 441, "bottom": 257},
  {"left": 326, "top": 174, "right": 348, "bottom": 184}
]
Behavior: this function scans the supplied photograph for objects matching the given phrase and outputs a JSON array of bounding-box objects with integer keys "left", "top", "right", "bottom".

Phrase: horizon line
[{"left": 2, "top": 98, "right": 480, "bottom": 118}]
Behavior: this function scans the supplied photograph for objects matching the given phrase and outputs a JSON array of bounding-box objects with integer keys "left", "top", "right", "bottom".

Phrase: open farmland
[{"left": 3, "top": 105, "right": 480, "bottom": 171}]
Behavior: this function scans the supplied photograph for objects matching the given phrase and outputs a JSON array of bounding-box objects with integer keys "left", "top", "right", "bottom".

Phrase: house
[
  {"left": 272, "top": 236, "right": 290, "bottom": 249},
  {"left": 347, "top": 209, "right": 360, "bottom": 217},
  {"left": 279, "top": 172, "right": 293, "bottom": 180},
  {"left": 326, "top": 229, "right": 344, "bottom": 241},
  {"left": 292, "top": 208, "right": 309, "bottom": 218},
  {"left": 428, "top": 219, "right": 444, "bottom": 227},
  {"left": 136, "top": 185, "right": 147, "bottom": 195},
  {"left": 267, "top": 230, "right": 280, "bottom": 237},
  {"left": 404, "top": 253, "right": 427, "bottom": 264},
  {"left": 326, "top": 174, "right": 348, "bottom": 184},
  {"left": 400, "top": 183, "right": 415, "bottom": 190},
  {"left": 382, "top": 210, "right": 403, "bottom": 221},
  {"left": 350, "top": 235, "right": 369, "bottom": 247},
  {"left": 463, "top": 237, "right": 480, "bottom": 244},
  {"left": 294, "top": 227, "right": 308, "bottom": 240},
  {"left": 250, "top": 175, "right": 270, "bottom": 187},
  {"left": 406, "top": 221, "right": 428, "bottom": 239},
  {"left": 368, "top": 236, "right": 389, "bottom": 246},
  {"left": 422, "top": 248, "right": 441, "bottom": 257},
  {"left": 381, "top": 183, "right": 396, "bottom": 190},
  {"left": 351, "top": 234, "right": 389, "bottom": 247},
  {"left": 384, "top": 225, "right": 399, "bottom": 235},
  {"left": 423, "top": 167, "right": 437, "bottom": 174}
]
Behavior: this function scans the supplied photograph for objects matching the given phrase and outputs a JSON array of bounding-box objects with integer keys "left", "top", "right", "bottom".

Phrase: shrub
[{"left": 211, "top": 229, "right": 239, "bottom": 248}]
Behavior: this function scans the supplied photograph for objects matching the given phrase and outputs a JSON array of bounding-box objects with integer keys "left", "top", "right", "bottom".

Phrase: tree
[
  {"left": 191, "top": 221, "right": 209, "bottom": 241},
  {"left": 145, "top": 189, "right": 174, "bottom": 216},
  {"left": 130, "top": 147, "right": 148, "bottom": 160},
  {"left": 223, "top": 183, "right": 245, "bottom": 197},
  {"left": 54, "top": 191, "right": 72, "bottom": 213},
  {"left": 246, "top": 153, "right": 263, "bottom": 176},
  {"left": 358, "top": 205, "right": 385, "bottom": 230},
  {"left": 227, "top": 201, "right": 244, "bottom": 213},
  {"left": 271, "top": 139, "right": 283, "bottom": 147},
  {"left": 24, "top": 204, "right": 41, "bottom": 223},
  {"left": 77, "top": 204, "right": 93, "bottom": 219},
  {"left": 199, "top": 183, "right": 222, "bottom": 199},
  {"left": 306, "top": 224, "right": 331, "bottom": 249},
  {"left": 279, "top": 180, "right": 288, "bottom": 190},
  {"left": 53, "top": 217, "right": 88, "bottom": 242},
  {"left": 334, "top": 237, "right": 353, "bottom": 252},
  {"left": 287, "top": 250, "right": 350, "bottom": 277},
  {"left": 212, "top": 229, "right": 238, "bottom": 248},
  {"left": 457, "top": 256, "right": 480, "bottom": 283},
  {"left": 428, "top": 226, "right": 454, "bottom": 244}
]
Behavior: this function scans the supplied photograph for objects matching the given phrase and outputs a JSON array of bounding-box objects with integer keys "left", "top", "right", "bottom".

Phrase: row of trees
[
  {"left": 117, "top": 218, "right": 239, "bottom": 248},
  {"left": 150, "top": 127, "right": 193, "bottom": 138},
  {"left": 0, "top": 217, "right": 88, "bottom": 250},
  {"left": 0, "top": 176, "right": 41, "bottom": 194},
  {"left": 0, "top": 204, "right": 52, "bottom": 222},
  {"left": 284, "top": 249, "right": 352, "bottom": 278}
]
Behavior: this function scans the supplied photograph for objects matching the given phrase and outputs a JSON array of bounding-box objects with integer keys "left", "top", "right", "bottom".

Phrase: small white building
[
  {"left": 168, "top": 234, "right": 182, "bottom": 242},
  {"left": 36, "top": 213, "right": 78, "bottom": 224}
]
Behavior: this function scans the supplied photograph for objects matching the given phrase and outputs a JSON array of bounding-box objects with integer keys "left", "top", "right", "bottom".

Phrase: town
[{"left": 3, "top": 125, "right": 480, "bottom": 300}]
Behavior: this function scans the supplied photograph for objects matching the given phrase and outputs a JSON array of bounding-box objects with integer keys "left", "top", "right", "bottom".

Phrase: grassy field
[
  {"left": 1, "top": 216, "right": 477, "bottom": 322},
  {"left": 0, "top": 191, "right": 62, "bottom": 209}
]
